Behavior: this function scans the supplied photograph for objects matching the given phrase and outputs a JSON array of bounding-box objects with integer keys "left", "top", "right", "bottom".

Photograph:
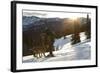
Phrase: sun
[{"left": 70, "top": 16, "right": 77, "bottom": 21}]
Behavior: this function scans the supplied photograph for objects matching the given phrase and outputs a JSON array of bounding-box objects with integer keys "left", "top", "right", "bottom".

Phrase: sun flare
[{"left": 70, "top": 16, "right": 77, "bottom": 20}]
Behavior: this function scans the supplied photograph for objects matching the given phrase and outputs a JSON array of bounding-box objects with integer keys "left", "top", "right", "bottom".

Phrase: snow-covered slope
[{"left": 23, "top": 32, "right": 91, "bottom": 63}]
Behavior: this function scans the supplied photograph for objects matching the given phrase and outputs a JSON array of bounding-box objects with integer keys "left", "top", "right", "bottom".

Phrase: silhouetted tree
[
  {"left": 44, "top": 28, "right": 56, "bottom": 57},
  {"left": 85, "top": 14, "right": 91, "bottom": 39},
  {"left": 71, "top": 33, "right": 80, "bottom": 44}
]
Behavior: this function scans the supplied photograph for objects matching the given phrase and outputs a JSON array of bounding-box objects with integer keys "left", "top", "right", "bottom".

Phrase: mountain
[
  {"left": 22, "top": 16, "right": 91, "bottom": 56},
  {"left": 23, "top": 16, "right": 41, "bottom": 31},
  {"left": 22, "top": 16, "right": 64, "bottom": 31},
  {"left": 23, "top": 16, "right": 40, "bottom": 25}
]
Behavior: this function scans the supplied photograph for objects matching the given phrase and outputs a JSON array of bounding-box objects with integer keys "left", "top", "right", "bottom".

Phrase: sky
[{"left": 23, "top": 10, "right": 91, "bottom": 19}]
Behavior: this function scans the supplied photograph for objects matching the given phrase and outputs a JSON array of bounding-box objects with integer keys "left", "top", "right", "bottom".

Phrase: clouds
[
  {"left": 23, "top": 11, "right": 47, "bottom": 17},
  {"left": 23, "top": 10, "right": 91, "bottom": 18}
]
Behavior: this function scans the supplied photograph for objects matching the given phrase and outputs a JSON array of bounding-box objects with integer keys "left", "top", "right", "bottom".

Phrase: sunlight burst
[{"left": 70, "top": 16, "right": 77, "bottom": 21}]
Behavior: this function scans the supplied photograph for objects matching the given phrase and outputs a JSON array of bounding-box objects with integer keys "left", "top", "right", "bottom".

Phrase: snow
[
  {"left": 53, "top": 35, "right": 72, "bottom": 50},
  {"left": 23, "top": 32, "right": 91, "bottom": 63}
]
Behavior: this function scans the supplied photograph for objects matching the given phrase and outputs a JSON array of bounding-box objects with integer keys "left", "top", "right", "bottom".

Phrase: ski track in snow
[{"left": 23, "top": 32, "right": 91, "bottom": 63}]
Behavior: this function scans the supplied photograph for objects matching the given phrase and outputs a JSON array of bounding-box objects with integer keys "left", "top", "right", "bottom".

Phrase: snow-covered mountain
[
  {"left": 23, "top": 32, "right": 91, "bottom": 63},
  {"left": 23, "top": 16, "right": 42, "bottom": 31},
  {"left": 22, "top": 15, "right": 90, "bottom": 56},
  {"left": 23, "top": 16, "right": 63, "bottom": 31},
  {"left": 23, "top": 16, "right": 40, "bottom": 25}
]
